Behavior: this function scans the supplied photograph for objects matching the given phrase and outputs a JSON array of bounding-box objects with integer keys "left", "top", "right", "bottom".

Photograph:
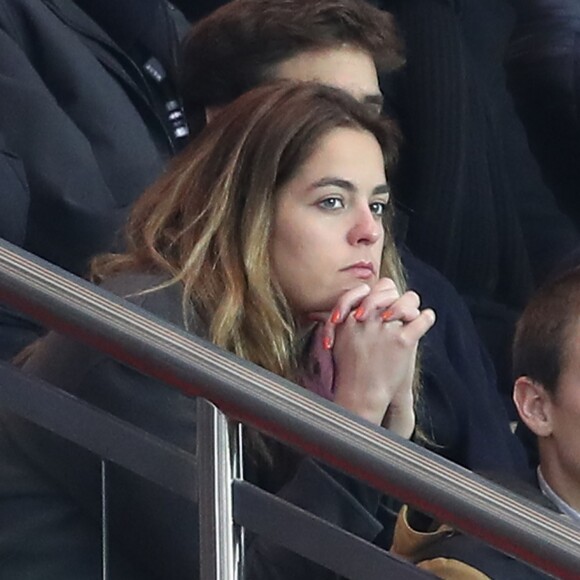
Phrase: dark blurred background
[{"left": 173, "top": 0, "right": 230, "bottom": 21}]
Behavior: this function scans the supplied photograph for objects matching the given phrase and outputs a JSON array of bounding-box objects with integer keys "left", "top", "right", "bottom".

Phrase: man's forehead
[{"left": 273, "top": 45, "right": 381, "bottom": 102}]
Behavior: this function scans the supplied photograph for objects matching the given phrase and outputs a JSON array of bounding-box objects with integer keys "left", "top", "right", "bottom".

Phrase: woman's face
[{"left": 271, "top": 127, "right": 388, "bottom": 319}]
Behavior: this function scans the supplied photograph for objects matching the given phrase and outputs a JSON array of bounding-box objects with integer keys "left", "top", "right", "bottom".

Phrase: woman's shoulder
[
  {"left": 19, "top": 269, "right": 195, "bottom": 386},
  {"left": 100, "top": 269, "right": 187, "bottom": 329},
  {"left": 100, "top": 270, "right": 174, "bottom": 302}
]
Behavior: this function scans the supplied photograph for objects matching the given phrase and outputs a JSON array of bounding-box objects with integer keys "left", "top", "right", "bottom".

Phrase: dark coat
[
  {"left": 377, "top": 0, "right": 580, "bottom": 398},
  {"left": 401, "top": 247, "right": 528, "bottom": 468},
  {"left": 0, "top": 270, "right": 531, "bottom": 579},
  {"left": 0, "top": 134, "right": 35, "bottom": 356},
  {"left": 506, "top": 0, "right": 580, "bottom": 229},
  {"left": 0, "top": 0, "right": 186, "bottom": 358},
  {"left": 381, "top": 0, "right": 578, "bottom": 294}
]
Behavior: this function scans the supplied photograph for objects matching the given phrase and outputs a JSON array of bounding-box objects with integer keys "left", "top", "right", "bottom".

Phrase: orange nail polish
[
  {"left": 382, "top": 308, "right": 394, "bottom": 322},
  {"left": 330, "top": 309, "right": 341, "bottom": 324},
  {"left": 322, "top": 336, "right": 333, "bottom": 350},
  {"left": 354, "top": 306, "right": 365, "bottom": 320}
]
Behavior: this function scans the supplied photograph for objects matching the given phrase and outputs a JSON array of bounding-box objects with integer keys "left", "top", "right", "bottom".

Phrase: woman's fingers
[
  {"left": 319, "top": 279, "right": 431, "bottom": 350},
  {"left": 321, "top": 284, "right": 372, "bottom": 349},
  {"left": 307, "top": 282, "right": 374, "bottom": 328},
  {"left": 381, "top": 291, "right": 422, "bottom": 323},
  {"left": 329, "top": 283, "right": 373, "bottom": 324},
  {"left": 398, "top": 308, "right": 437, "bottom": 343},
  {"left": 337, "top": 277, "right": 399, "bottom": 323},
  {"left": 352, "top": 281, "right": 400, "bottom": 322},
  {"left": 356, "top": 289, "right": 420, "bottom": 323}
]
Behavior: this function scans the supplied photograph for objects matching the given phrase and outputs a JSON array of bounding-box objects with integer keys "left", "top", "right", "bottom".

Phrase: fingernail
[
  {"left": 330, "top": 309, "right": 341, "bottom": 324},
  {"left": 354, "top": 306, "right": 365, "bottom": 320},
  {"left": 381, "top": 309, "right": 394, "bottom": 322},
  {"left": 322, "top": 336, "right": 333, "bottom": 350}
]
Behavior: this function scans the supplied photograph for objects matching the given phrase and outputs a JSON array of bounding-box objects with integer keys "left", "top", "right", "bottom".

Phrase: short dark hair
[
  {"left": 513, "top": 266, "right": 580, "bottom": 393},
  {"left": 180, "top": 0, "right": 405, "bottom": 129}
]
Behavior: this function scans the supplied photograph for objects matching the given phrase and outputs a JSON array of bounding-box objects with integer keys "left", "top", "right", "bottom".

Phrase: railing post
[
  {"left": 101, "top": 460, "right": 109, "bottom": 580},
  {"left": 197, "top": 399, "right": 242, "bottom": 580},
  {"left": 233, "top": 422, "right": 245, "bottom": 579}
]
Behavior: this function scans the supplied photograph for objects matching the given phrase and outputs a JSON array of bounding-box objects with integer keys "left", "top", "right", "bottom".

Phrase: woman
[
  {"left": 0, "top": 81, "right": 430, "bottom": 579},
  {"left": 93, "top": 80, "right": 434, "bottom": 439},
  {"left": 0, "top": 82, "right": 510, "bottom": 578}
]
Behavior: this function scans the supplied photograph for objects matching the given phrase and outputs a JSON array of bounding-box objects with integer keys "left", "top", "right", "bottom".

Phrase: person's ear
[{"left": 513, "top": 376, "right": 553, "bottom": 437}]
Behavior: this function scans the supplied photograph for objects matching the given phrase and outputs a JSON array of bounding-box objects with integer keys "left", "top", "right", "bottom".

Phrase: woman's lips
[{"left": 341, "top": 262, "right": 376, "bottom": 279}]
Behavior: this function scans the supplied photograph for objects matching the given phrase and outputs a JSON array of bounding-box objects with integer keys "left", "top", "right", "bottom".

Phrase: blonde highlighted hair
[{"left": 93, "top": 81, "right": 408, "bottom": 386}]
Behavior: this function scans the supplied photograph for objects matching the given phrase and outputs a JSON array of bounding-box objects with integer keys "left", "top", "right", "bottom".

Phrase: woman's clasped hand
[{"left": 313, "top": 277, "right": 436, "bottom": 437}]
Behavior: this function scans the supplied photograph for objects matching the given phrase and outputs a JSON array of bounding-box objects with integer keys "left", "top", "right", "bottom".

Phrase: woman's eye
[
  {"left": 370, "top": 201, "right": 388, "bottom": 216},
  {"left": 319, "top": 197, "right": 345, "bottom": 210}
]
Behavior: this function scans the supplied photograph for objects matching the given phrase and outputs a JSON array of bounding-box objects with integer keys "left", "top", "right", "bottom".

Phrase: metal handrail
[
  {"left": 0, "top": 362, "right": 434, "bottom": 580},
  {"left": 1, "top": 239, "right": 579, "bottom": 579}
]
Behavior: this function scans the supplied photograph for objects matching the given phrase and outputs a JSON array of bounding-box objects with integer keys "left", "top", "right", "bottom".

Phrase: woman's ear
[{"left": 513, "top": 376, "right": 553, "bottom": 438}]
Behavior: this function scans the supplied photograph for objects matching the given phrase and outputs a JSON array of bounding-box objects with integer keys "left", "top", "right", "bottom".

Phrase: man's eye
[
  {"left": 319, "top": 197, "right": 345, "bottom": 210},
  {"left": 370, "top": 201, "right": 388, "bottom": 216}
]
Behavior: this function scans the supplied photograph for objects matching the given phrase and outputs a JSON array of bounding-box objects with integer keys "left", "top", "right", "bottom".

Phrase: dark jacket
[
  {"left": 0, "top": 0, "right": 186, "bottom": 358},
  {"left": 401, "top": 247, "right": 528, "bottom": 468},
  {"left": 0, "top": 133, "right": 35, "bottom": 356},
  {"left": 506, "top": 0, "right": 580, "bottom": 229},
  {"left": 0, "top": 270, "right": 531, "bottom": 579},
  {"left": 378, "top": 0, "right": 579, "bottom": 398},
  {"left": 381, "top": 0, "right": 578, "bottom": 293}
]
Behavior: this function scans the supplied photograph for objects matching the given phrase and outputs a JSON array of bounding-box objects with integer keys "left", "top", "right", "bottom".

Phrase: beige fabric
[
  {"left": 391, "top": 505, "right": 453, "bottom": 556},
  {"left": 391, "top": 505, "right": 491, "bottom": 580},
  {"left": 417, "top": 557, "right": 490, "bottom": 579}
]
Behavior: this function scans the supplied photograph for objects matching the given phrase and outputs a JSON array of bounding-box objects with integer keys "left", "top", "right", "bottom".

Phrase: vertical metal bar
[
  {"left": 233, "top": 423, "right": 245, "bottom": 580},
  {"left": 101, "top": 460, "right": 109, "bottom": 580},
  {"left": 197, "top": 399, "right": 238, "bottom": 580}
]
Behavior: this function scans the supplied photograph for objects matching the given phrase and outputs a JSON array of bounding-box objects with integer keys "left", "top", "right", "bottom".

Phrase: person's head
[
  {"left": 180, "top": 0, "right": 404, "bottom": 131},
  {"left": 94, "top": 81, "right": 403, "bottom": 379},
  {"left": 513, "top": 267, "right": 580, "bottom": 507}
]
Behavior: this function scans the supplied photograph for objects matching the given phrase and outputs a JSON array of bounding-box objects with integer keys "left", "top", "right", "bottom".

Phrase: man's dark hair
[
  {"left": 513, "top": 266, "right": 580, "bottom": 393},
  {"left": 180, "top": 0, "right": 405, "bottom": 130}
]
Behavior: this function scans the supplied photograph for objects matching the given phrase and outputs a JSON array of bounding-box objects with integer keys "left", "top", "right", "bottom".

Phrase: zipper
[{"left": 42, "top": 0, "right": 182, "bottom": 154}]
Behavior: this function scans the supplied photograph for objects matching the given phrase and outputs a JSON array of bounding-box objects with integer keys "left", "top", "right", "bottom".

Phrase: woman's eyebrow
[
  {"left": 309, "top": 179, "right": 390, "bottom": 196},
  {"left": 310, "top": 177, "right": 356, "bottom": 192},
  {"left": 373, "top": 184, "right": 390, "bottom": 196}
]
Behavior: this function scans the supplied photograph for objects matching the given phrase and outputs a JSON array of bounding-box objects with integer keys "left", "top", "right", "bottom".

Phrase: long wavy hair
[{"left": 92, "top": 81, "right": 413, "bottom": 399}]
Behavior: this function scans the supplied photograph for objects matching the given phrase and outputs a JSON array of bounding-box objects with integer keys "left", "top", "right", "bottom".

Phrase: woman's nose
[{"left": 347, "top": 208, "right": 382, "bottom": 245}]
